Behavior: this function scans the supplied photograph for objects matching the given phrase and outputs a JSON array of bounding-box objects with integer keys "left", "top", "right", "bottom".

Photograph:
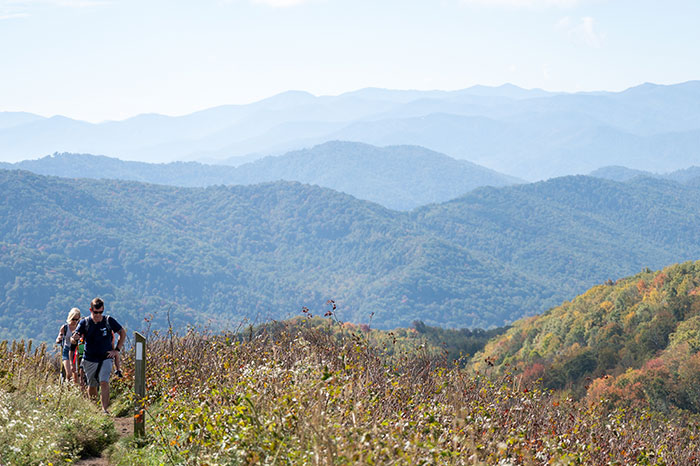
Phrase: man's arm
[
  {"left": 107, "top": 326, "right": 127, "bottom": 359},
  {"left": 116, "top": 328, "right": 126, "bottom": 351}
]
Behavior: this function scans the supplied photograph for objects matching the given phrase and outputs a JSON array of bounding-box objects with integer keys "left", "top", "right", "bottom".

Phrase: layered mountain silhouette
[
  {"left": 590, "top": 165, "right": 700, "bottom": 184},
  {"left": 1, "top": 142, "right": 522, "bottom": 210},
  {"left": 2, "top": 170, "right": 700, "bottom": 341},
  {"left": 3, "top": 81, "right": 700, "bottom": 180}
]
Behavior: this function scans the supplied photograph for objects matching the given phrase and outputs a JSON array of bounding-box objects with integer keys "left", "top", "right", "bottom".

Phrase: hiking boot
[{"left": 115, "top": 369, "right": 123, "bottom": 378}]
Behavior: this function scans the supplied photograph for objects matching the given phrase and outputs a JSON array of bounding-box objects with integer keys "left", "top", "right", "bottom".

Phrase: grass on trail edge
[
  {"left": 3, "top": 319, "right": 700, "bottom": 465},
  {"left": 0, "top": 340, "right": 117, "bottom": 465}
]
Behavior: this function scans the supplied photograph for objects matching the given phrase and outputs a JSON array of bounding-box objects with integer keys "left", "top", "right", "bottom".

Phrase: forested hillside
[
  {"left": 416, "top": 175, "right": 700, "bottom": 302},
  {"left": 590, "top": 165, "right": 700, "bottom": 184},
  {"left": 6, "top": 141, "right": 520, "bottom": 210},
  {"left": 230, "top": 142, "right": 521, "bottom": 210},
  {"left": 2, "top": 170, "right": 700, "bottom": 342},
  {"left": 473, "top": 260, "right": 700, "bottom": 413},
  {"left": 0, "top": 170, "right": 536, "bottom": 340}
]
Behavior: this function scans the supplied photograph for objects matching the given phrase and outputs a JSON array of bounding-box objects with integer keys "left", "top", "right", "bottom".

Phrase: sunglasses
[
  {"left": 91, "top": 309, "right": 104, "bottom": 314},
  {"left": 71, "top": 318, "right": 80, "bottom": 322}
]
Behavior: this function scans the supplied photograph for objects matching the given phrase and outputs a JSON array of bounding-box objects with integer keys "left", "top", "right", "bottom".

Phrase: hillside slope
[
  {"left": 0, "top": 170, "right": 537, "bottom": 340},
  {"left": 472, "top": 260, "right": 700, "bottom": 413},
  {"left": 2, "top": 171, "right": 700, "bottom": 341},
  {"left": 231, "top": 141, "right": 522, "bottom": 210},
  {"left": 416, "top": 176, "right": 700, "bottom": 301},
  {"left": 7, "top": 141, "right": 521, "bottom": 210},
  {"left": 591, "top": 165, "right": 700, "bottom": 184}
]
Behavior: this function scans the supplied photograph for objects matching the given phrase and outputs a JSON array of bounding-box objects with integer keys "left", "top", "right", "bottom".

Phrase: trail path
[{"left": 74, "top": 416, "right": 133, "bottom": 466}]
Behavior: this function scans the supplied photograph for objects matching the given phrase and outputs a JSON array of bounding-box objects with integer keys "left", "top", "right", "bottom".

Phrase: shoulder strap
[
  {"left": 61, "top": 323, "right": 68, "bottom": 337},
  {"left": 83, "top": 316, "right": 96, "bottom": 339},
  {"left": 105, "top": 315, "right": 112, "bottom": 334}
]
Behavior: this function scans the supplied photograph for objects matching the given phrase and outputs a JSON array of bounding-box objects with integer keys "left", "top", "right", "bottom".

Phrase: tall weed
[
  {"left": 0, "top": 340, "right": 117, "bottom": 465},
  {"left": 114, "top": 320, "right": 700, "bottom": 465}
]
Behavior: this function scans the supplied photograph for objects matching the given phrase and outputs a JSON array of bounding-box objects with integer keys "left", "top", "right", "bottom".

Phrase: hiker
[
  {"left": 71, "top": 297, "right": 126, "bottom": 414},
  {"left": 55, "top": 307, "right": 81, "bottom": 383}
]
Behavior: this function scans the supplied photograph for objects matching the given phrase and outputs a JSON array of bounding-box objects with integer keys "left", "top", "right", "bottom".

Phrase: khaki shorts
[{"left": 82, "top": 359, "right": 113, "bottom": 387}]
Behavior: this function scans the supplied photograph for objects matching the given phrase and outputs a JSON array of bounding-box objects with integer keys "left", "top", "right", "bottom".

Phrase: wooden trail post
[{"left": 134, "top": 332, "right": 146, "bottom": 437}]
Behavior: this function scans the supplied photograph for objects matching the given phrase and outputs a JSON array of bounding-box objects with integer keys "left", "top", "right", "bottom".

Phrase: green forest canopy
[{"left": 2, "top": 169, "right": 700, "bottom": 341}]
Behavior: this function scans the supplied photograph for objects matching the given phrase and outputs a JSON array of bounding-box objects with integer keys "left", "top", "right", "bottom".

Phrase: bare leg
[
  {"left": 67, "top": 358, "right": 78, "bottom": 384},
  {"left": 88, "top": 385, "right": 98, "bottom": 400},
  {"left": 62, "top": 360, "right": 72, "bottom": 382},
  {"left": 99, "top": 381, "right": 110, "bottom": 413}
]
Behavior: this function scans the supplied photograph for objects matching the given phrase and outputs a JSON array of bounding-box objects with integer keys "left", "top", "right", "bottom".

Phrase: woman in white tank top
[{"left": 55, "top": 307, "right": 81, "bottom": 383}]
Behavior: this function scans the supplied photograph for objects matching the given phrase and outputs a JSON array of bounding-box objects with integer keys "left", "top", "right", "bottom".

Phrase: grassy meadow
[
  {"left": 0, "top": 340, "right": 116, "bottom": 464},
  {"left": 1, "top": 317, "right": 699, "bottom": 465}
]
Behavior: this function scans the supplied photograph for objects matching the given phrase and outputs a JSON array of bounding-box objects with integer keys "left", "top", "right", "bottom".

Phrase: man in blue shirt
[{"left": 71, "top": 297, "right": 127, "bottom": 414}]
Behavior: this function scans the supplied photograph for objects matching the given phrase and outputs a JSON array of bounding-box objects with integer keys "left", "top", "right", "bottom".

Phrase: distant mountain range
[
  {"left": 3, "top": 81, "right": 700, "bottom": 180},
  {"left": 0, "top": 142, "right": 522, "bottom": 210},
  {"left": 2, "top": 170, "right": 700, "bottom": 341},
  {"left": 589, "top": 165, "right": 700, "bottom": 184}
]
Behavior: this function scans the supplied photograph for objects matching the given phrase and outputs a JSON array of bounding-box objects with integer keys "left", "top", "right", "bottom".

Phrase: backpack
[
  {"left": 83, "top": 315, "right": 113, "bottom": 334},
  {"left": 60, "top": 323, "right": 68, "bottom": 342},
  {"left": 81, "top": 315, "right": 115, "bottom": 348}
]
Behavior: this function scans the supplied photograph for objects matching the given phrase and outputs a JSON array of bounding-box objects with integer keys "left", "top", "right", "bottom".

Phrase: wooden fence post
[{"left": 134, "top": 332, "right": 146, "bottom": 437}]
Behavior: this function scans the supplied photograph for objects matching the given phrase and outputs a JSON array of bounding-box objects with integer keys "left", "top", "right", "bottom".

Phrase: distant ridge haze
[
  {"left": 0, "top": 141, "right": 523, "bottom": 211},
  {"left": 2, "top": 81, "right": 700, "bottom": 180},
  {"left": 589, "top": 165, "right": 700, "bottom": 184}
]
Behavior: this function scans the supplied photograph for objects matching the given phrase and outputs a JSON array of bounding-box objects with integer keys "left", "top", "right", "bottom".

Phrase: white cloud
[
  {"left": 0, "top": 0, "right": 108, "bottom": 7},
  {"left": 558, "top": 15, "right": 604, "bottom": 47},
  {"left": 556, "top": 16, "right": 571, "bottom": 28},
  {"left": 217, "top": 0, "right": 315, "bottom": 7},
  {"left": 253, "top": 0, "right": 310, "bottom": 5},
  {"left": 58, "top": 0, "right": 109, "bottom": 5},
  {"left": 461, "top": 0, "right": 582, "bottom": 7},
  {"left": 542, "top": 64, "right": 551, "bottom": 80},
  {"left": 577, "top": 16, "right": 603, "bottom": 47},
  {"left": 0, "top": 12, "right": 27, "bottom": 18},
  {"left": 0, "top": 0, "right": 107, "bottom": 22}
]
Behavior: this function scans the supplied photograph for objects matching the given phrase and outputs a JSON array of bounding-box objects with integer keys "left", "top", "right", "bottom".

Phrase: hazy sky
[{"left": 1, "top": 0, "right": 698, "bottom": 122}]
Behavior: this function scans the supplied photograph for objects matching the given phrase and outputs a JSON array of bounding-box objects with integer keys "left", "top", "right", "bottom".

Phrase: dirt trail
[{"left": 74, "top": 416, "right": 133, "bottom": 466}]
